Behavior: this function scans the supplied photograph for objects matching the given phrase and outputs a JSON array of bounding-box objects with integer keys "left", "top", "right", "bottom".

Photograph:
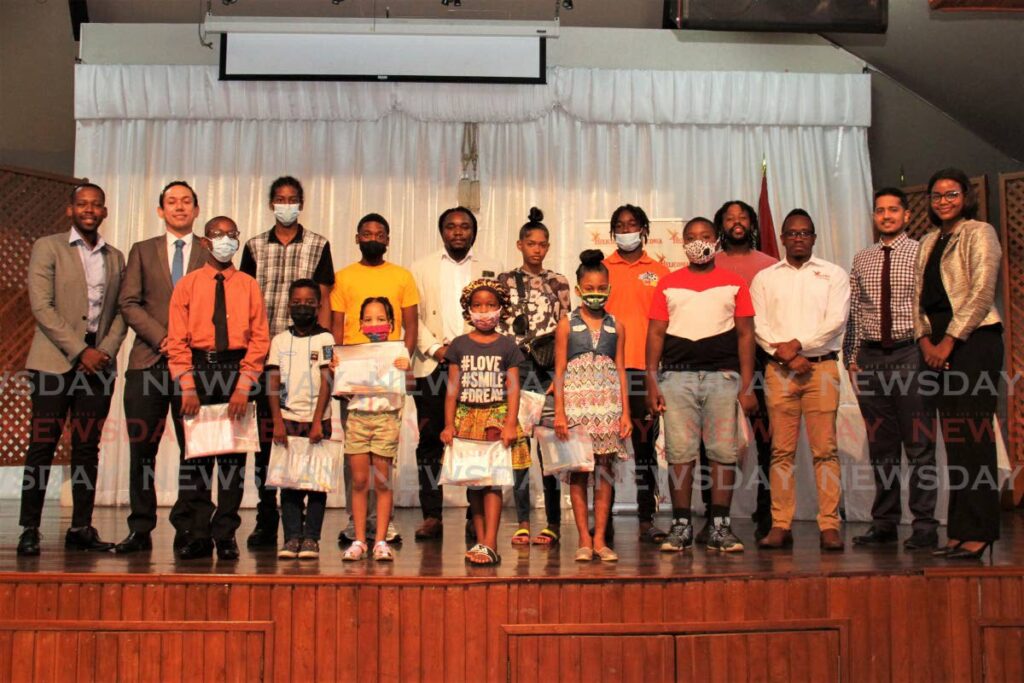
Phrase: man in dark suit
[
  {"left": 17, "top": 183, "right": 128, "bottom": 556},
  {"left": 113, "top": 181, "right": 209, "bottom": 553}
]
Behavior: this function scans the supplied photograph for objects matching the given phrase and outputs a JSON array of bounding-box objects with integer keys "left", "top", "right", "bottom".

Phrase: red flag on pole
[{"left": 757, "top": 165, "right": 780, "bottom": 259}]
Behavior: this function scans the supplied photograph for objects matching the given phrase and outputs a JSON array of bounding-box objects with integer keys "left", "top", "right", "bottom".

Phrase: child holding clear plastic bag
[
  {"left": 553, "top": 250, "right": 632, "bottom": 563},
  {"left": 267, "top": 279, "right": 336, "bottom": 561},
  {"left": 440, "top": 278, "right": 527, "bottom": 566},
  {"left": 339, "top": 297, "right": 409, "bottom": 562}
]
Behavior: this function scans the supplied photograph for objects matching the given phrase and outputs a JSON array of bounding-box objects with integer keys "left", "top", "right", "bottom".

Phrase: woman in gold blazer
[{"left": 914, "top": 167, "right": 1003, "bottom": 560}]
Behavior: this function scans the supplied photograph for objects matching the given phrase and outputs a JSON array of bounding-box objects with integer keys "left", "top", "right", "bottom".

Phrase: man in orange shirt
[
  {"left": 167, "top": 216, "right": 271, "bottom": 560},
  {"left": 603, "top": 204, "right": 670, "bottom": 543}
]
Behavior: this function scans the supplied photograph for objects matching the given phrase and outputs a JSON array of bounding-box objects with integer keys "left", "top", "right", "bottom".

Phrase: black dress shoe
[
  {"left": 65, "top": 527, "right": 115, "bottom": 552},
  {"left": 753, "top": 515, "right": 773, "bottom": 542},
  {"left": 903, "top": 529, "right": 939, "bottom": 550},
  {"left": 114, "top": 532, "right": 153, "bottom": 554},
  {"left": 216, "top": 537, "right": 240, "bottom": 560},
  {"left": 246, "top": 526, "right": 278, "bottom": 549},
  {"left": 176, "top": 538, "right": 214, "bottom": 560},
  {"left": 173, "top": 531, "right": 191, "bottom": 552},
  {"left": 17, "top": 528, "right": 41, "bottom": 556},
  {"left": 852, "top": 526, "right": 898, "bottom": 546}
]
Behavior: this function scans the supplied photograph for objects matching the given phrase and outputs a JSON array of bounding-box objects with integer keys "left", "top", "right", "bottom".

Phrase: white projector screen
[{"left": 220, "top": 33, "right": 545, "bottom": 83}]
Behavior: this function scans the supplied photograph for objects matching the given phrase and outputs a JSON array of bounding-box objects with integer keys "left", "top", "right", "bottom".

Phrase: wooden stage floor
[
  {"left": 2, "top": 507, "right": 1023, "bottom": 579},
  {"left": 1, "top": 508, "right": 1023, "bottom": 682}
]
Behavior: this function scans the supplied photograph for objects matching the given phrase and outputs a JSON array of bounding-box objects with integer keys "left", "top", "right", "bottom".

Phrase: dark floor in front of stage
[{"left": 1, "top": 508, "right": 1022, "bottom": 579}]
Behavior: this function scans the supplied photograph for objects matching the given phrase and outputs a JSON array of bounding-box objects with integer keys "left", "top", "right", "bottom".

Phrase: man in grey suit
[
  {"left": 17, "top": 183, "right": 128, "bottom": 556},
  {"left": 114, "top": 181, "right": 208, "bottom": 554}
]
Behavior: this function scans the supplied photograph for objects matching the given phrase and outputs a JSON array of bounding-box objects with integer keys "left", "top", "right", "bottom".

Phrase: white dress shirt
[
  {"left": 439, "top": 250, "right": 474, "bottom": 346},
  {"left": 68, "top": 227, "right": 107, "bottom": 333},
  {"left": 750, "top": 255, "right": 850, "bottom": 358},
  {"left": 166, "top": 230, "right": 193, "bottom": 280}
]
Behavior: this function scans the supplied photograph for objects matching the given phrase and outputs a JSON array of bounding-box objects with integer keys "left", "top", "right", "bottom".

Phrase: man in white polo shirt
[{"left": 750, "top": 209, "right": 850, "bottom": 552}]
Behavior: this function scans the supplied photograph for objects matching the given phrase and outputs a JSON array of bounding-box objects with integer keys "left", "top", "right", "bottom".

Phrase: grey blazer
[
  {"left": 25, "top": 230, "right": 128, "bottom": 374},
  {"left": 119, "top": 233, "right": 207, "bottom": 370},
  {"left": 913, "top": 219, "right": 1002, "bottom": 341}
]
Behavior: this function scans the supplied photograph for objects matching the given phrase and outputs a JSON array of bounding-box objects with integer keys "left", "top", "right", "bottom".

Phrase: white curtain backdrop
[{"left": 8, "top": 62, "right": 928, "bottom": 523}]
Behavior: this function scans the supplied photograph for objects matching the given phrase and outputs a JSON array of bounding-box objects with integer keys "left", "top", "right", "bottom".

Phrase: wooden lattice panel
[
  {"left": 1000, "top": 172, "right": 1024, "bottom": 486},
  {"left": 0, "top": 167, "right": 86, "bottom": 467},
  {"left": 902, "top": 175, "right": 988, "bottom": 240}
]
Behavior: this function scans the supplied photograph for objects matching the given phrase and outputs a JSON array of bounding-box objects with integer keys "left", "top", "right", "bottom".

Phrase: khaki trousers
[{"left": 764, "top": 360, "right": 842, "bottom": 531}]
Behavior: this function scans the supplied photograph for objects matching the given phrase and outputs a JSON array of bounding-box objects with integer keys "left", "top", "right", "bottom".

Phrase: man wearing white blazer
[{"left": 409, "top": 207, "right": 502, "bottom": 540}]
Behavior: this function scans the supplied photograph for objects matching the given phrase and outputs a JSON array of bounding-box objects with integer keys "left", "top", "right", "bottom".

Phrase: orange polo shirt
[
  {"left": 167, "top": 263, "right": 270, "bottom": 393},
  {"left": 604, "top": 250, "right": 670, "bottom": 370}
]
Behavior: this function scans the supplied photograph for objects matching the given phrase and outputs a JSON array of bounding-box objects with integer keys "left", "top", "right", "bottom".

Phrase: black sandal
[{"left": 465, "top": 543, "right": 501, "bottom": 565}]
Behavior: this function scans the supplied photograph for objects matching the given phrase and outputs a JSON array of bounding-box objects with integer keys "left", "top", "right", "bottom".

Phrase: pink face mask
[
  {"left": 469, "top": 310, "right": 501, "bottom": 331},
  {"left": 361, "top": 324, "right": 391, "bottom": 342}
]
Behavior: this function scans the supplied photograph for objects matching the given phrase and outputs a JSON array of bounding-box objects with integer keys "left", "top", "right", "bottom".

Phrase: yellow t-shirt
[{"left": 329, "top": 262, "right": 420, "bottom": 344}]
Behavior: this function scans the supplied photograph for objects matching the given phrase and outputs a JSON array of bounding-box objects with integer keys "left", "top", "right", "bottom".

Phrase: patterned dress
[{"left": 564, "top": 317, "right": 628, "bottom": 459}]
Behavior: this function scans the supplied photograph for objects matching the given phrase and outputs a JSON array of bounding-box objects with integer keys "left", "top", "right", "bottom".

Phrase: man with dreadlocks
[{"left": 707, "top": 200, "right": 778, "bottom": 542}]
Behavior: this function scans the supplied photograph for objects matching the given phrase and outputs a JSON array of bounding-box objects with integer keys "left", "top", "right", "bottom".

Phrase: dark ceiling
[{"left": 85, "top": 0, "right": 1024, "bottom": 162}]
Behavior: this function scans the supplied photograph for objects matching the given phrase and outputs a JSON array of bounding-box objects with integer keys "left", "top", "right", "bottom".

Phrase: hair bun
[
  {"left": 527, "top": 207, "right": 544, "bottom": 223},
  {"left": 579, "top": 249, "right": 605, "bottom": 267}
]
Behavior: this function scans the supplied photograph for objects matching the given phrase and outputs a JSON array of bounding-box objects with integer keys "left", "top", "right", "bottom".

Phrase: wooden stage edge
[{"left": 1, "top": 511, "right": 1023, "bottom": 681}]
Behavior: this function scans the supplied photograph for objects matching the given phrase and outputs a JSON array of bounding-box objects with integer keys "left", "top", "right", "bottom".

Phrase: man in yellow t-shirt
[{"left": 330, "top": 213, "right": 419, "bottom": 544}]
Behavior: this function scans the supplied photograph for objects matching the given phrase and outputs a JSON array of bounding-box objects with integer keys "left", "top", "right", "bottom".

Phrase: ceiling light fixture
[{"left": 562, "top": 0, "right": 573, "bottom": 9}]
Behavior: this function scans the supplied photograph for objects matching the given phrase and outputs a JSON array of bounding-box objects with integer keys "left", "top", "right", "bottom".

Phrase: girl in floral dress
[{"left": 553, "top": 250, "right": 632, "bottom": 562}]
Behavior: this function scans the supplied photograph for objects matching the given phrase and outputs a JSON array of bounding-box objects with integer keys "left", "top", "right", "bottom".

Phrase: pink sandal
[{"left": 342, "top": 540, "right": 367, "bottom": 561}]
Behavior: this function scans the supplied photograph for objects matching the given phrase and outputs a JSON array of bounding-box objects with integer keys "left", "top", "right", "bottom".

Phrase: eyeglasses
[
  {"left": 208, "top": 230, "right": 240, "bottom": 239},
  {"left": 782, "top": 230, "right": 814, "bottom": 240},
  {"left": 929, "top": 190, "right": 962, "bottom": 204}
]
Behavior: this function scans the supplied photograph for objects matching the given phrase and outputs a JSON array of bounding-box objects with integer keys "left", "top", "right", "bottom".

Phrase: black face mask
[
  {"left": 290, "top": 304, "right": 318, "bottom": 328},
  {"left": 359, "top": 240, "right": 387, "bottom": 260}
]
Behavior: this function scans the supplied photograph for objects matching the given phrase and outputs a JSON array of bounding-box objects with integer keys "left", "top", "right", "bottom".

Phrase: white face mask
[
  {"left": 273, "top": 203, "right": 300, "bottom": 227},
  {"left": 614, "top": 231, "right": 643, "bottom": 252},
  {"left": 210, "top": 236, "right": 239, "bottom": 263},
  {"left": 683, "top": 239, "right": 718, "bottom": 265}
]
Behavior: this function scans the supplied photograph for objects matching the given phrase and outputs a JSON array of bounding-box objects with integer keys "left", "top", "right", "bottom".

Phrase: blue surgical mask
[
  {"left": 273, "top": 203, "right": 300, "bottom": 227},
  {"left": 210, "top": 236, "right": 239, "bottom": 263}
]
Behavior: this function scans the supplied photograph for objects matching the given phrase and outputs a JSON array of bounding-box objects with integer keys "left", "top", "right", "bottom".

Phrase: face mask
[
  {"left": 683, "top": 239, "right": 718, "bottom": 265},
  {"left": 579, "top": 292, "right": 609, "bottom": 310},
  {"left": 358, "top": 240, "right": 387, "bottom": 261},
  {"left": 289, "top": 304, "right": 318, "bottom": 328},
  {"left": 361, "top": 324, "right": 391, "bottom": 342},
  {"left": 274, "top": 203, "right": 300, "bottom": 227},
  {"left": 469, "top": 310, "right": 501, "bottom": 331},
  {"left": 614, "top": 231, "right": 643, "bottom": 252},
  {"left": 210, "top": 236, "right": 239, "bottom": 263}
]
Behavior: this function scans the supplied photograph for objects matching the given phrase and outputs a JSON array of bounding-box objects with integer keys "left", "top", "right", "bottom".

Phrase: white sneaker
[{"left": 385, "top": 521, "right": 402, "bottom": 543}]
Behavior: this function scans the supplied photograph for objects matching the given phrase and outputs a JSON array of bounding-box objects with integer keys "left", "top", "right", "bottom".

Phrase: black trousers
[
  {"left": 604, "top": 369, "right": 661, "bottom": 524},
  {"left": 936, "top": 326, "right": 1003, "bottom": 542},
  {"left": 122, "top": 363, "right": 191, "bottom": 535},
  {"left": 413, "top": 364, "right": 448, "bottom": 520},
  {"left": 854, "top": 344, "right": 938, "bottom": 533},
  {"left": 19, "top": 369, "right": 115, "bottom": 529},
  {"left": 252, "top": 372, "right": 281, "bottom": 530},
  {"left": 177, "top": 359, "right": 247, "bottom": 541},
  {"left": 699, "top": 360, "right": 773, "bottom": 521}
]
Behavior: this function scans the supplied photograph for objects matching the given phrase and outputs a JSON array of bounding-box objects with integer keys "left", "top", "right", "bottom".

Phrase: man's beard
[{"left": 725, "top": 229, "right": 750, "bottom": 246}]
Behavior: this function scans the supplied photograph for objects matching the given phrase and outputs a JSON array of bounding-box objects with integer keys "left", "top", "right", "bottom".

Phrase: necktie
[
  {"left": 213, "top": 273, "right": 229, "bottom": 352},
  {"left": 172, "top": 239, "right": 185, "bottom": 286},
  {"left": 880, "top": 246, "right": 893, "bottom": 348}
]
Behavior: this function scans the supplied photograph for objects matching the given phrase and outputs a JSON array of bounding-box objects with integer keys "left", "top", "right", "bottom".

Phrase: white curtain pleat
[
  {"left": 76, "top": 65, "right": 870, "bottom": 126},
  {"left": 3, "top": 63, "right": 905, "bottom": 521}
]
